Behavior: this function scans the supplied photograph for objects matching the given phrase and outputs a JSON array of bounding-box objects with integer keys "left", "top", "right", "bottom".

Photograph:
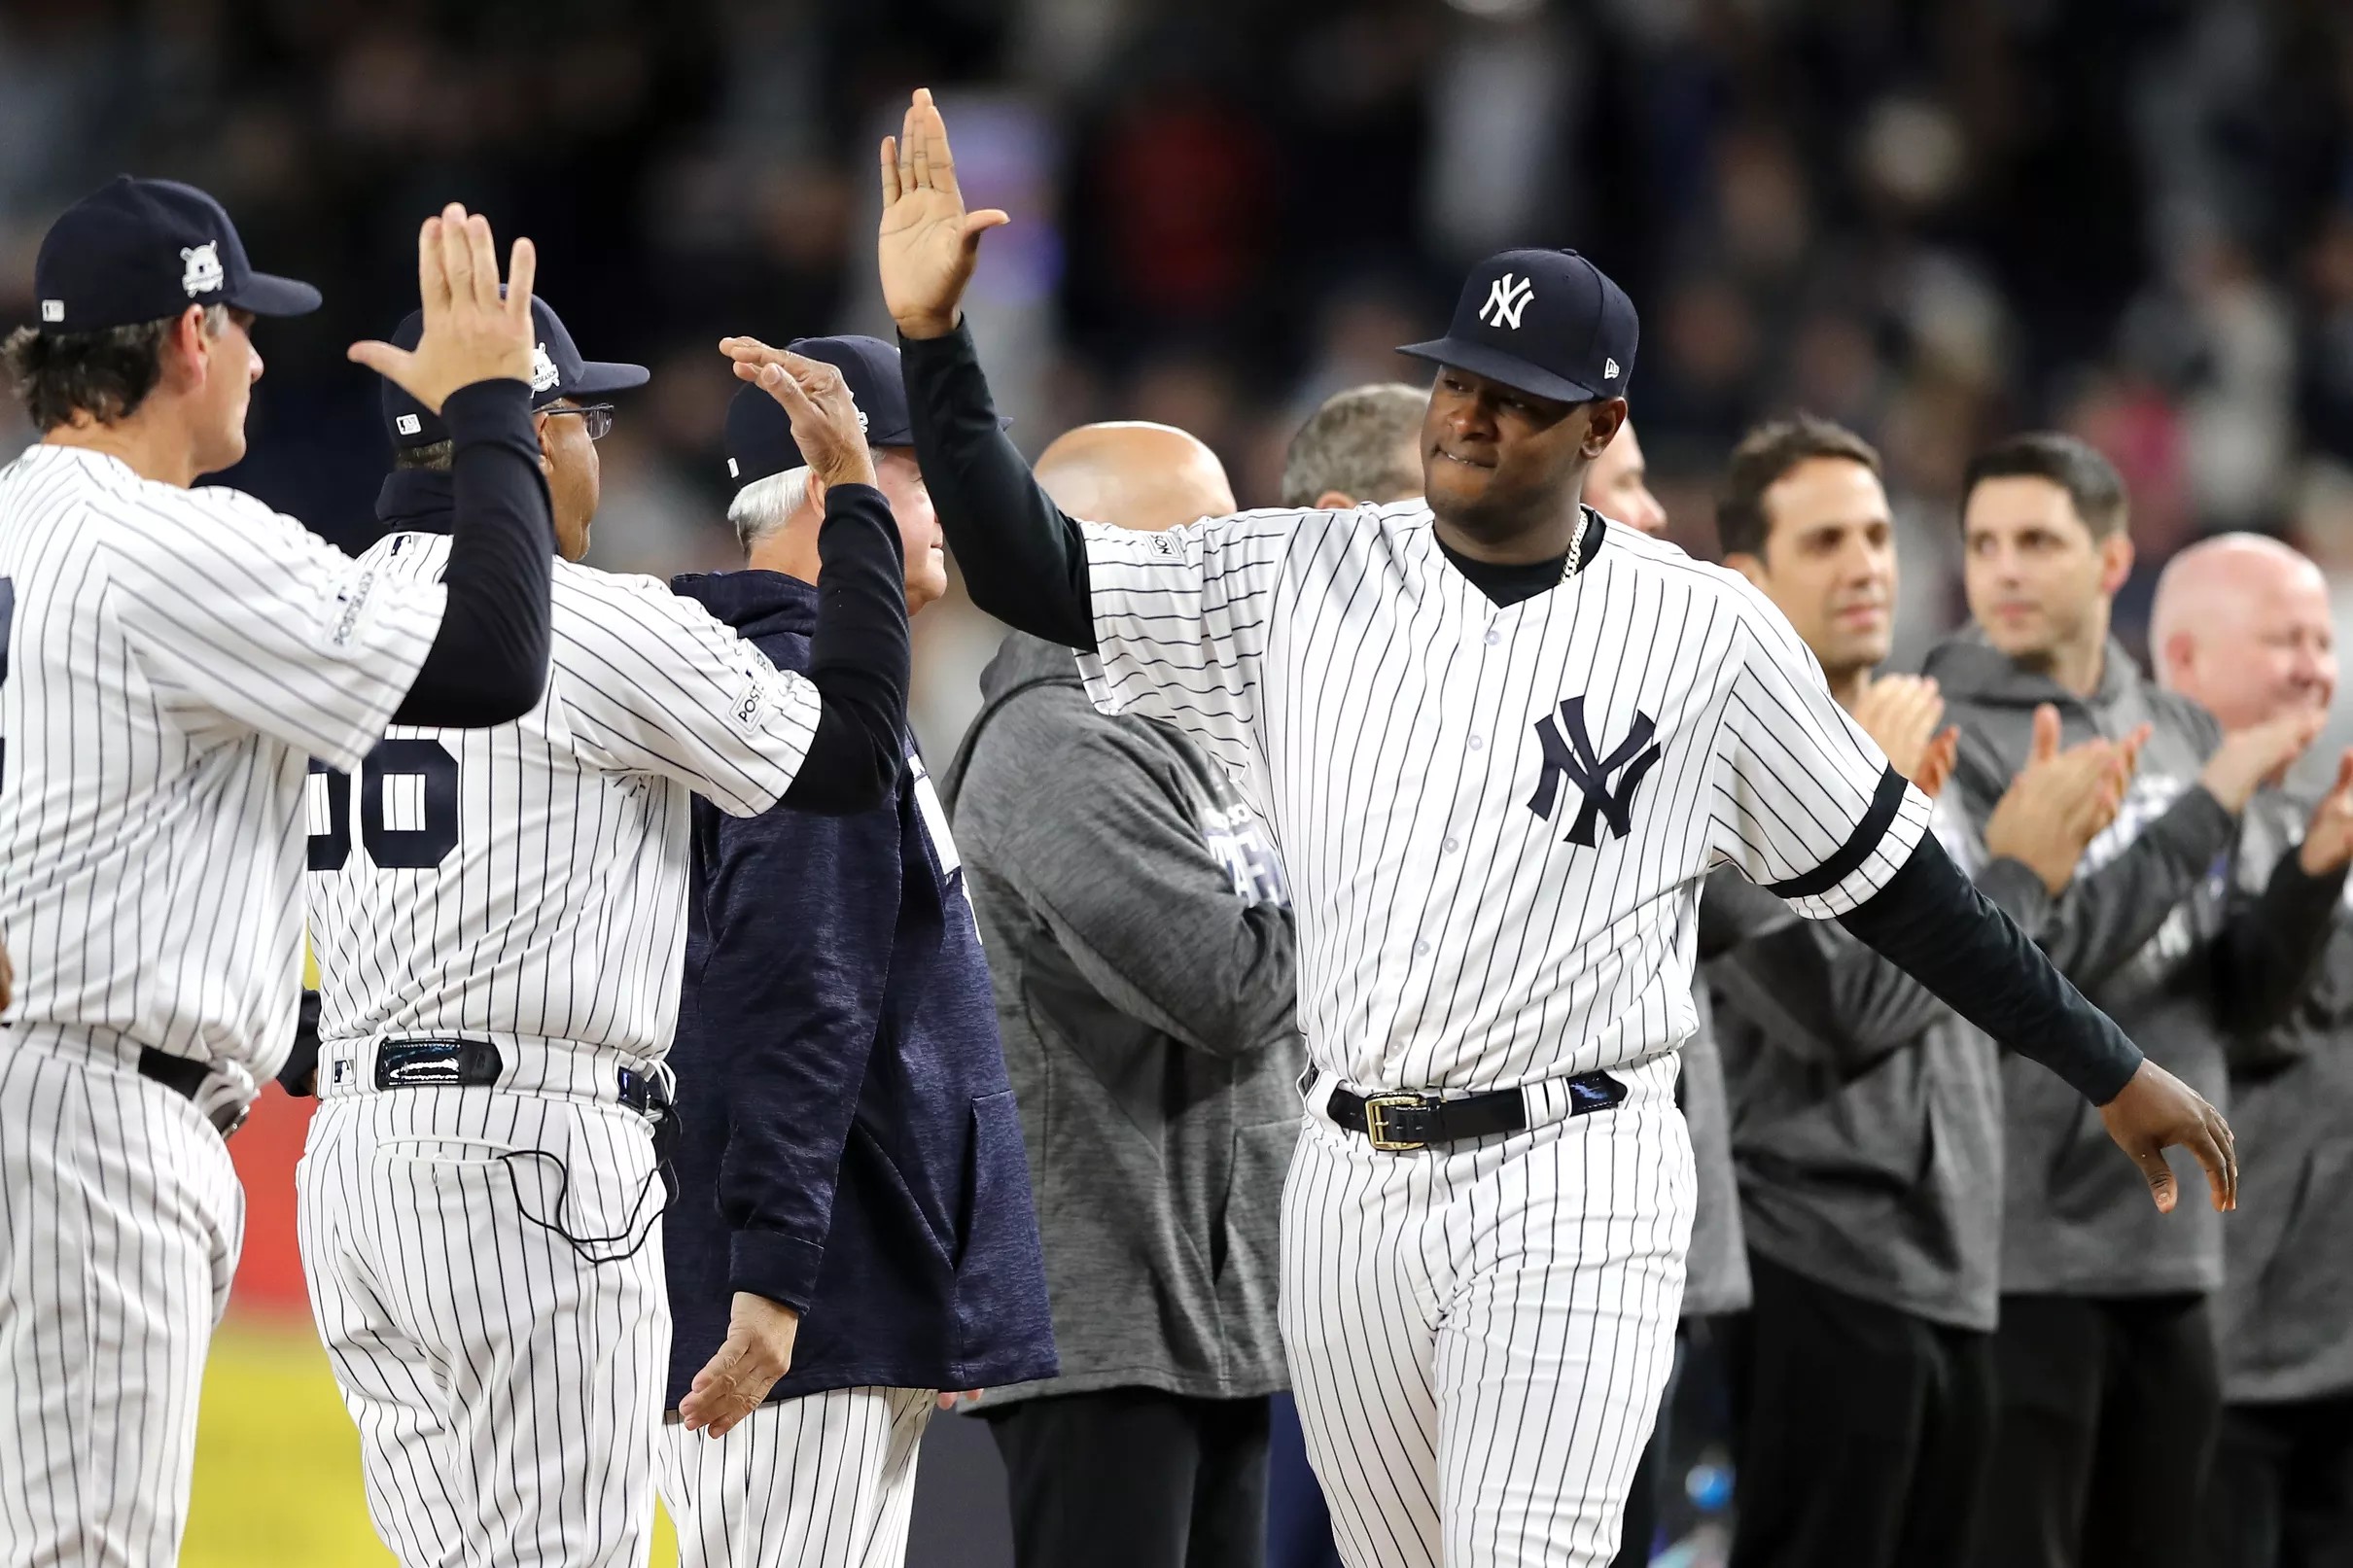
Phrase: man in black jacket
[{"left": 659, "top": 334, "right": 1055, "bottom": 1568}]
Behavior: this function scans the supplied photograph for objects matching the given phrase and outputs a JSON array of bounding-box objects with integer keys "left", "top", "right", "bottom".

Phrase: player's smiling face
[{"left": 1422, "top": 366, "right": 1617, "bottom": 553}]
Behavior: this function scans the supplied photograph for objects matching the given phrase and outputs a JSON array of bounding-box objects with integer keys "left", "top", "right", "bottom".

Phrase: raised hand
[
  {"left": 2299, "top": 747, "right": 2353, "bottom": 875},
  {"left": 718, "top": 338, "right": 880, "bottom": 491},
  {"left": 2200, "top": 710, "right": 2325, "bottom": 815},
  {"left": 878, "top": 87, "right": 1010, "bottom": 340},
  {"left": 348, "top": 204, "right": 538, "bottom": 412},
  {"left": 679, "top": 1292, "right": 801, "bottom": 1437},
  {"left": 1852, "top": 675, "right": 1950, "bottom": 790},
  {"left": 2097, "top": 1059, "right": 2236, "bottom": 1213}
]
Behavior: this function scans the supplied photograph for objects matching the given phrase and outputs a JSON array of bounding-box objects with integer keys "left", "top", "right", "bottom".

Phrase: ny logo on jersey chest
[{"left": 1526, "top": 696, "right": 1662, "bottom": 847}]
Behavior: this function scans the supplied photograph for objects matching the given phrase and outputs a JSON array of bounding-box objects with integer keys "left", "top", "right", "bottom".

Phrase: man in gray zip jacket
[
  {"left": 1927, "top": 436, "right": 2353, "bottom": 1568},
  {"left": 2146, "top": 534, "right": 2353, "bottom": 1568},
  {"left": 1699, "top": 417, "right": 2138, "bottom": 1568},
  {"left": 943, "top": 420, "right": 1301, "bottom": 1568}
]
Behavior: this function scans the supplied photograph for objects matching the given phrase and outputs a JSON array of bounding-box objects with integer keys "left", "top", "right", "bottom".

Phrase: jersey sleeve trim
[{"left": 1766, "top": 763, "right": 1908, "bottom": 899}]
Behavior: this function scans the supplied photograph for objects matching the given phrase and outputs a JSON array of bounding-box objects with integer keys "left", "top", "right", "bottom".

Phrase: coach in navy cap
[
  {"left": 658, "top": 330, "right": 1055, "bottom": 1560},
  {"left": 375, "top": 296, "right": 646, "bottom": 561}
]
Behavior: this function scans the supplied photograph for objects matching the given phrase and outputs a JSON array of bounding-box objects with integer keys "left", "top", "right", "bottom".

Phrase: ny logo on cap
[
  {"left": 181, "top": 243, "right": 224, "bottom": 298},
  {"left": 530, "top": 343, "right": 560, "bottom": 395},
  {"left": 1479, "top": 273, "right": 1535, "bottom": 331}
]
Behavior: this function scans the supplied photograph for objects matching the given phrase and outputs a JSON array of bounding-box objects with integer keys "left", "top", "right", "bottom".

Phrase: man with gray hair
[
  {"left": 660, "top": 333, "right": 1054, "bottom": 1567},
  {"left": 1280, "top": 382, "right": 1427, "bottom": 509}
]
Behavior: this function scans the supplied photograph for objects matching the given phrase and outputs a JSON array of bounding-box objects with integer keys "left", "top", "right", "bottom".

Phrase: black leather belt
[
  {"left": 1321, "top": 1069, "right": 1627, "bottom": 1152},
  {"left": 371, "top": 1039, "right": 672, "bottom": 1121},
  {"left": 137, "top": 1046, "right": 246, "bottom": 1136}
]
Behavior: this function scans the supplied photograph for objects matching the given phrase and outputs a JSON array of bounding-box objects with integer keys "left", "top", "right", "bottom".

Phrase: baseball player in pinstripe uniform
[
  {"left": 873, "top": 88, "right": 2239, "bottom": 1566},
  {"left": 0, "top": 182, "right": 557, "bottom": 1567},
  {"left": 296, "top": 318, "right": 915, "bottom": 1568}
]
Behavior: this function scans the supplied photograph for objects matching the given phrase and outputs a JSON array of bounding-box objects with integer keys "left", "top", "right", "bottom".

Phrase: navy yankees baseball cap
[
  {"left": 1397, "top": 248, "right": 1638, "bottom": 405},
  {"left": 724, "top": 334, "right": 914, "bottom": 492},
  {"left": 31, "top": 176, "right": 322, "bottom": 333},
  {"left": 379, "top": 296, "right": 649, "bottom": 449}
]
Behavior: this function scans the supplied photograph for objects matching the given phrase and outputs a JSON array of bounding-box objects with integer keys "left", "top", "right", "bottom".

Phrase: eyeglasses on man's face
[{"left": 541, "top": 403, "right": 615, "bottom": 441}]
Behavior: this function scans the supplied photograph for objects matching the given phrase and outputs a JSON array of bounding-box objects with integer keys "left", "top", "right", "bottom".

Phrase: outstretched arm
[{"left": 877, "top": 87, "right": 1097, "bottom": 648}]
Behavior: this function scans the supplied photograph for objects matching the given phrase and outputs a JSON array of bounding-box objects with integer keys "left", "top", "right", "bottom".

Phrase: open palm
[{"left": 879, "top": 87, "right": 1010, "bottom": 340}]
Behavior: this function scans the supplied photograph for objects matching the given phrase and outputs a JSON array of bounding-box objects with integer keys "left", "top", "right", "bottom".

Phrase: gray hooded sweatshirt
[
  {"left": 1922, "top": 633, "right": 2339, "bottom": 1298},
  {"left": 2218, "top": 786, "right": 2353, "bottom": 1404},
  {"left": 1701, "top": 799, "right": 2046, "bottom": 1331},
  {"left": 942, "top": 632, "right": 1304, "bottom": 1405}
]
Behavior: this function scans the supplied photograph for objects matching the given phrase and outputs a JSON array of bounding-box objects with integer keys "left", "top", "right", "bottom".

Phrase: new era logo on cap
[
  {"left": 1604, "top": 358, "right": 1620, "bottom": 380},
  {"left": 40, "top": 301, "right": 63, "bottom": 323},
  {"left": 395, "top": 414, "right": 422, "bottom": 436}
]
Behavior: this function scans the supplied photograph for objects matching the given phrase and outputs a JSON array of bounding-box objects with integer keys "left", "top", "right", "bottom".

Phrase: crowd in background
[{"left": 11, "top": 0, "right": 2353, "bottom": 754}]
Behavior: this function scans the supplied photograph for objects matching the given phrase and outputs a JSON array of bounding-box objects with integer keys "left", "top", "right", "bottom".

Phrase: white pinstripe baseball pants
[
  {"left": 297, "top": 1084, "right": 670, "bottom": 1568},
  {"left": 1281, "top": 1057, "right": 1694, "bottom": 1568},
  {"left": 659, "top": 1386, "right": 933, "bottom": 1567},
  {"left": 0, "top": 1032, "right": 244, "bottom": 1568}
]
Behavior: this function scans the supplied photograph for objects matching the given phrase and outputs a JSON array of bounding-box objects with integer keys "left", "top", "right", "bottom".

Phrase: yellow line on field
[{"left": 185, "top": 1316, "right": 679, "bottom": 1566}]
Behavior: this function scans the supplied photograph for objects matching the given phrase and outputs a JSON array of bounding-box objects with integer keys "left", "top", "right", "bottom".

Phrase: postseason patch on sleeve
[
  {"left": 724, "top": 651, "right": 775, "bottom": 740},
  {"left": 320, "top": 564, "right": 380, "bottom": 653}
]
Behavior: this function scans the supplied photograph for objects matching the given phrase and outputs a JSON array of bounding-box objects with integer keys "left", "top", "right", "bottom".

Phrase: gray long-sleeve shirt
[
  {"left": 2219, "top": 786, "right": 2353, "bottom": 1404},
  {"left": 1924, "top": 633, "right": 2341, "bottom": 1297},
  {"left": 943, "top": 632, "right": 1303, "bottom": 1405},
  {"left": 1703, "top": 800, "right": 2042, "bottom": 1332}
]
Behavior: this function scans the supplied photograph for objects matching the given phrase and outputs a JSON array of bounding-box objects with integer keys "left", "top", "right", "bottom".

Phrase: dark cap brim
[
  {"left": 1395, "top": 337, "right": 1606, "bottom": 405},
  {"left": 228, "top": 271, "right": 323, "bottom": 317},
  {"left": 570, "top": 360, "right": 650, "bottom": 396}
]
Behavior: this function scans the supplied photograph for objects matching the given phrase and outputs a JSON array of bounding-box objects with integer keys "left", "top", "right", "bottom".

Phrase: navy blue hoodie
[{"left": 661, "top": 568, "right": 1055, "bottom": 1407}]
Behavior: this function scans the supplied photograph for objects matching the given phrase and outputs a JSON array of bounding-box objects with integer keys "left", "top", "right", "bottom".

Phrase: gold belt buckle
[{"left": 1362, "top": 1093, "right": 1427, "bottom": 1152}]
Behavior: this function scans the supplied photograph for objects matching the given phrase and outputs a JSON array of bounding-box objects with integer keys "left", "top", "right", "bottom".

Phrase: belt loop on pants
[{"left": 1312, "top": 1067, "right": 1627, "bottom": 1152}]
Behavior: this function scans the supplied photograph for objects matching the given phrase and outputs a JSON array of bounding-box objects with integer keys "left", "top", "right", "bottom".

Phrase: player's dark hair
[
  {"left": 396, "top": 440, "right": 455, "bottom": 472},
  {"left": 1282, "top": 383, "right": 1428, "bottom": 508},
  {"left": 1961, "top": 432, "right": 2128, "bottom": 541},
  {"left": 0, "top": 305, "right": 227, "bottom": 433},
  {"left": 1715, "top": 414, "right": 1883, "bottom": 559}
]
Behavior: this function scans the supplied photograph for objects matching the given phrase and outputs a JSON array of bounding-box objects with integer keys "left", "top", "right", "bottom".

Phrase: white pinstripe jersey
[
  {"left": 0, "top": 445, "right": 443, "bottom": 1082},
  {"left": 303, "top": 535, "right": 821, "bottom": 1063},
  {"left": 1078, "top": 502, "right": 1933, "bottom": 1095}
]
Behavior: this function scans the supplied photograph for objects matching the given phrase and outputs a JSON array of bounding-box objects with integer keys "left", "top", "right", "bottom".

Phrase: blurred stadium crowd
[{"left": 10, "top": 0, "right": 2353, "bottom": 756}]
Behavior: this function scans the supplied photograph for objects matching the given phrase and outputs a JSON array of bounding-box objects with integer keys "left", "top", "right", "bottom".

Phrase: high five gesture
[{"left": 878, "top": 88, "right": 1010, "bottom": 340}]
